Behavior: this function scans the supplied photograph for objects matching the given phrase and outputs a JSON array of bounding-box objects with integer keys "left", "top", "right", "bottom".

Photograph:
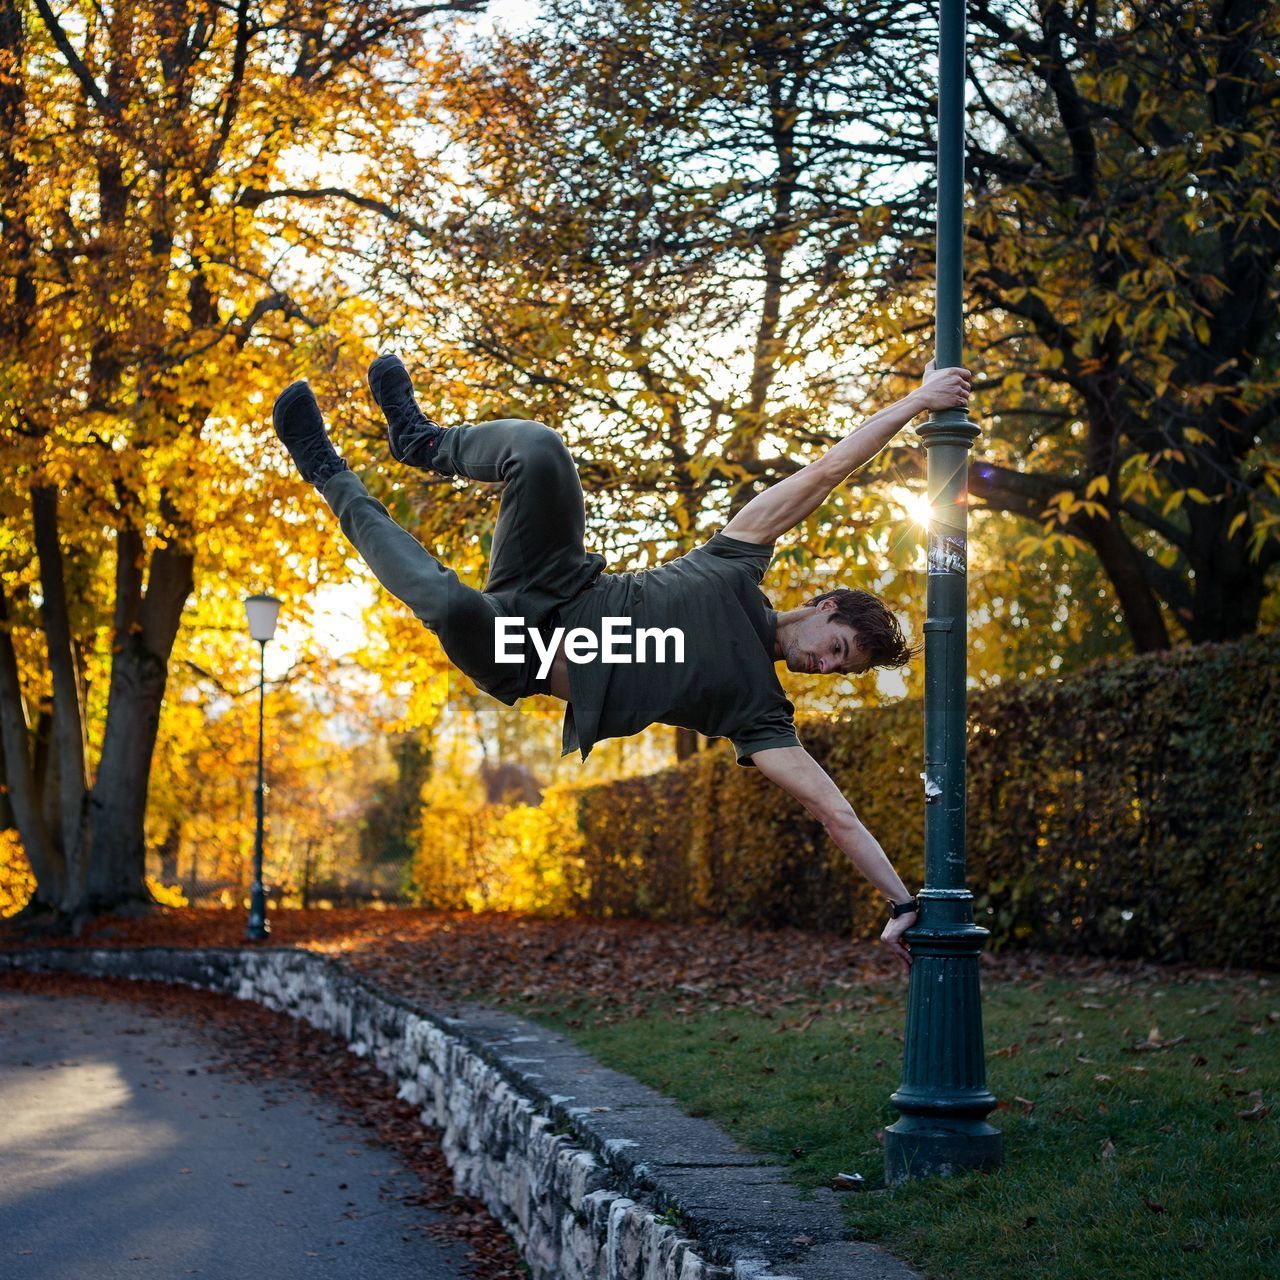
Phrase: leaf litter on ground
[{"left": 1, "top": 906, "right": 1253, "bottom": 1023}]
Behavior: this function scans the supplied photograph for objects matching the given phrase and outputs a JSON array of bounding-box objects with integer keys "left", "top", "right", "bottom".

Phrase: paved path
[{"left": 0, "top": 989, "right": 470, "bottom": 1280}]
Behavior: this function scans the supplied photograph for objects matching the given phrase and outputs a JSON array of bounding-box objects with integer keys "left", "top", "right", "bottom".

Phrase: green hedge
[{"left": 571, "top": 634, "right": 1279, "bottom": 968}]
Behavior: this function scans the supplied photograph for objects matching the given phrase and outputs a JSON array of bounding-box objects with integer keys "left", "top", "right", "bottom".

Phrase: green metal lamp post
[
  {"left": 883, "top": 0, "right": 1002, "bottom": 1182},
  {"left": 243, "top": 593, "right": 282, "bottom": 942}
]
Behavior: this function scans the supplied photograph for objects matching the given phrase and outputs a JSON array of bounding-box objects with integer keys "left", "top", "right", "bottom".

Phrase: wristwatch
[{"left": 888, "top": 897, "right": 919, "bottom": 919}]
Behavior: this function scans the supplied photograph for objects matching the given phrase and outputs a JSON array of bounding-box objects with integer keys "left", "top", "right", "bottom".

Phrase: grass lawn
[{"left": 502, "top": 969, "right": 1278, "bottom": 1280}]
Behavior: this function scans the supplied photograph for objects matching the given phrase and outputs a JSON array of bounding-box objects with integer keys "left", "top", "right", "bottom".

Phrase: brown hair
[{"left": 802, "top": 588, "right": 920, "bottom": 670}]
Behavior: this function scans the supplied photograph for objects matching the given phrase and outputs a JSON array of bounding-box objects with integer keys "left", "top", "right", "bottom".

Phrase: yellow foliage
[
  {"left": 0, "top": 830, "right": 35, "bottom": 918},
  {"left": 144, "top": 875, "right": 189, "bottom": 909},
  {"left": 408, "top": 782, "right": 585, "bottom": 916},
  {"left": 1, "top": 0, "right": 475, "bottom": 913}
]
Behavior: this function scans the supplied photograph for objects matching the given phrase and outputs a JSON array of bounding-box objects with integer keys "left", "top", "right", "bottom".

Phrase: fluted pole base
[{"left": 884, "top": 916, "right": 1001, "bottom": 1181}]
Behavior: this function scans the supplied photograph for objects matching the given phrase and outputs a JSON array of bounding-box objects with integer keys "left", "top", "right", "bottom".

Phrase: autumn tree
[
  {"left": 370, "top": 1, "right": 1135, "bottom": 706},
  {"left": 345, "top": 0, "right": 957, "bottom": 755},
  {"left": 148, "top": 666, "right": 378, "bottom": 907},
  {"left": 383, "top": 0, "right": 933, "bottom": 550},
  {"left": 358, "top": 728, "right": 432, "bottom": 875},
  {"left": 0, "top": 0, "right": 478, "bottom": 925},
  {"left": 866, "top": 0, "right": 1280, "bottom": 649},
  {"left": 406, "top": 0, "right": 1278, "bottom": 665}
]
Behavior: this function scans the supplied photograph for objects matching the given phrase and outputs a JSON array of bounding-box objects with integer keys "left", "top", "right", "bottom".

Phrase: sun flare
[{"left": 895, "top": 487, "right": 934, "bottom": 527}]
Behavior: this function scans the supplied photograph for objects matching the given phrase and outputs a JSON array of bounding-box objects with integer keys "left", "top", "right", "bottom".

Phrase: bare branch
[{"left": 30, "top": 0, "right": 116, "bottom": 119}]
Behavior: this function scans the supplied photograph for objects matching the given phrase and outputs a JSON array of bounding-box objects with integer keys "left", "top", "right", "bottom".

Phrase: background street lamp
[
  {"left": 883, "top": 0, "right": 1002, "bottom": 1181},
  {"left": 243, "top": 593, "right": 282, "bottom": 941}
]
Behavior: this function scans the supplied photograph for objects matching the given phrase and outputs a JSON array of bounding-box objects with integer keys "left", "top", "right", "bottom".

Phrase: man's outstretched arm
[
  {"left": 722, "top": 363, "right": 971, "bottom": 546},
  {"left": 750, "top": 744, "right": 917, "bottom": 968}
]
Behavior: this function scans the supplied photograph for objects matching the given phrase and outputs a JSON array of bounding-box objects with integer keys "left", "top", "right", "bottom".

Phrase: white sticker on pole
[{"left": 928, "top": 531, "right": 967, "bottom": 576}]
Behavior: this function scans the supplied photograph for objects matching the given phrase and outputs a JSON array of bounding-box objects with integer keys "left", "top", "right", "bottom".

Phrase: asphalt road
[{"left": 0, "top": 988, "right": 471, "bottom": 1280}]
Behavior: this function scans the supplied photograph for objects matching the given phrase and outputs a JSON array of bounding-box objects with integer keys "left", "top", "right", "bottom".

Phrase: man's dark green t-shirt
[{"left": 555, "top": 531, "right": 800, "bottom": 767}]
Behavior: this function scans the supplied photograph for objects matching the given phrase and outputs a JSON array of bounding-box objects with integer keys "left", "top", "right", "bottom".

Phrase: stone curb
[{"left": 0, "top": 945, "right": 918, "bottom": 1280}]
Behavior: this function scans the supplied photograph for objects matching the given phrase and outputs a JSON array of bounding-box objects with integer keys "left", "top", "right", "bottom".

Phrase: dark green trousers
[{"left": 321, "top": 418, "right": 605, "bottom": 704}]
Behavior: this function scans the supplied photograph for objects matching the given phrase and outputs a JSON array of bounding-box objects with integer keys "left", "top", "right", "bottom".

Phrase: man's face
[{"left": 783, "top": 603, "right": 871, "bottom": 677}]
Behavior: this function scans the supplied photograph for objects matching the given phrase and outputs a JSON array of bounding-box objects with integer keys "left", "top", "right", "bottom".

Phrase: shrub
[{"left": 571, "top": 634, "right": 1279, "bottom": 968}]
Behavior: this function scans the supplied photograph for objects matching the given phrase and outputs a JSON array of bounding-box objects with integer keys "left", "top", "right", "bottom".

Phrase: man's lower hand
[{"left": 880, "top": 912, "right": 916, "bottom": 972}]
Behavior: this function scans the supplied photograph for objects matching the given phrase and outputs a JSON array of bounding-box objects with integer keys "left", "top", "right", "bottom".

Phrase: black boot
[
  {"left": 367, "top": 353, "right": 446, "bottom": 470},
  {"left": 272, "top": 381, "right": 349, "bottom": 490}
]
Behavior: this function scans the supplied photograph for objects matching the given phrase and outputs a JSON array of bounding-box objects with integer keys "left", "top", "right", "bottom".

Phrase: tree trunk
[
  {"left": 1186, "top": 554, "right": 1266, "bottom": 643},
  {"left": 1183, "top": 498, "right": 1269, "bottom": 643},
  {"left": 30, "top": 486, "right": 92, "bottom": 910},
  {"left": 302, "top": 838, "right": 314, "bottom": 911},
  {"left": 965, "top": 460, "right": 1175, "bottom": 653},
  {"left": 1084, "top": 512, "right": 1172, "bottom": 652},
  {"left": 32, "top": 704, "right": 57, "bottom": 849},
  {"left": 0, "top": 727, "right": 12, "bottom": 831},
  {"left": 156, "top": 825, "right": 180, "bottom": 883},
  {"left": 674, "top": 727, "right": 701, "bottom": 760},
  {"left": 83, "top": 542, "right": 194, "bottom": 911},
  {"left": 0, "top": 589, "right": 63, "bottom": 905}
]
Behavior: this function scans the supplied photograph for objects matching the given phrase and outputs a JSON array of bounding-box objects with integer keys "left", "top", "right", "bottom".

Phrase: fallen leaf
[{"left": 1132, "top": 1033, "right": 1187, "bottom": 1052}]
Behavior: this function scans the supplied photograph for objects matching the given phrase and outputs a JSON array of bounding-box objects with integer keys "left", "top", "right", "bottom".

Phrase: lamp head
[{"left": 244, "top": 593, "right": 282, "bottom": 643}]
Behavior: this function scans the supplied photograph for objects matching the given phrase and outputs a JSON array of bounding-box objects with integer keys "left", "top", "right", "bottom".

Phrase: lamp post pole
[
  {"left": 883, "top": 0, "right": 1002, "bottom": 1182},
  {"left": 244, "top": 594, "right": 281, "bottom": 942},
  {"left": 248, "top": 636, "right": 270, "bottom": 940}
]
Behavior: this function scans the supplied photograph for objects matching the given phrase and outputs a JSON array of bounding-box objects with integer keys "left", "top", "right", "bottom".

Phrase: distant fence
[{"left": 570, "top": 634, "right": 1279, "bottom": 969}]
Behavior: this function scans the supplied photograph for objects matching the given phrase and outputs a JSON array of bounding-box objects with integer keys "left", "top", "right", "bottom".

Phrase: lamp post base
[
  {"left": 246, "top": 885, "right": 270, "bottom": 941},
  {"left": 884, "top": 916, "right": 1001, "bottom": 1181},
  {"left": 884, "top": 1119, "right": 1003, "bottom": 1183}
]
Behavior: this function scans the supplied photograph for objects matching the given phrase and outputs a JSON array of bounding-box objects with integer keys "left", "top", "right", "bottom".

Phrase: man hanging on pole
[{"left": 273, "top": 354, "right": 971, "bottom": 967}]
